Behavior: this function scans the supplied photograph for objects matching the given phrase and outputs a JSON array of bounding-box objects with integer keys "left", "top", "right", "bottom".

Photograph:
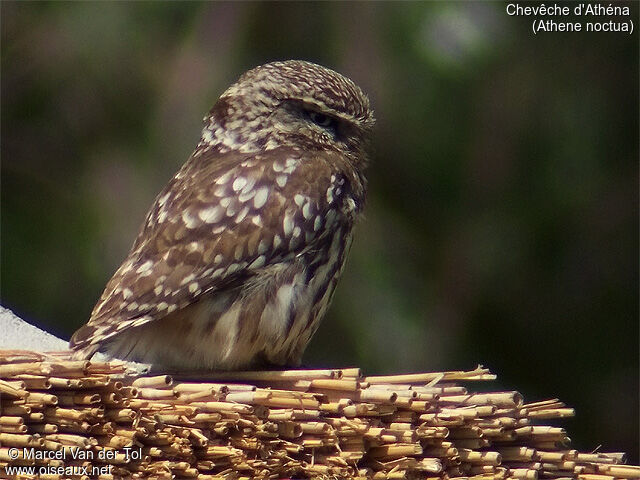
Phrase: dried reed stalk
[{"left": 0, "top": 350, "right": 636, "bottom": 480}]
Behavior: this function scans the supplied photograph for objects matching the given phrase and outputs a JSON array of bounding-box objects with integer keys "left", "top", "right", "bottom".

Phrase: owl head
[{"left": 200, "top": 60, "right": 375, "bottom": 162}]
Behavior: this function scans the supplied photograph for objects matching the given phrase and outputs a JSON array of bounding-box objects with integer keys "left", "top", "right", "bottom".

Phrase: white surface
[
  {"left": 0, "top": 306, "right": 120, "bottom": 365},
  {"left": 0, "top": 306, "right": 69, "bottom": 351},
  {"left": 0, "top": 306, "right": 152, "bottom": 373}
]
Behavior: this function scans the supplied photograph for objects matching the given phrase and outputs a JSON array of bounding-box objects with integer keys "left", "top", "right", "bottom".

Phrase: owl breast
[{"left": 102, "top": 225, "right": 353, "bottom": 371}]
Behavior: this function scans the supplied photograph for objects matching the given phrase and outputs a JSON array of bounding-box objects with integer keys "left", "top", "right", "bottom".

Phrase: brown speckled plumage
[{"left": 69, "top": 60, "right": 374, "bottom": 370}]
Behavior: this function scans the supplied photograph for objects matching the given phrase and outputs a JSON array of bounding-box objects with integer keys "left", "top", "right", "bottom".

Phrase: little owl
[{"left": 69, "top": 60, "right": 374, "bottom": 370}]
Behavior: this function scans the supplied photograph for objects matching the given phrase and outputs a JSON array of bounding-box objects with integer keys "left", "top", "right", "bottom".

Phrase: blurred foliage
[{"left": 1, "top": 1, "right": 637, "bottom": 460}]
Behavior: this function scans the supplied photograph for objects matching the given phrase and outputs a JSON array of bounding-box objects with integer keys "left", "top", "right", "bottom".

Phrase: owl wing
[{"left": 69, "top": 146, "right": 363, "bottom": 354}]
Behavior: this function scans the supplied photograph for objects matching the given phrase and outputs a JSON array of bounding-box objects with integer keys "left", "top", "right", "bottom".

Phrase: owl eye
[{"left": 308, "top": 111, "right": 336, "bottom": 130}]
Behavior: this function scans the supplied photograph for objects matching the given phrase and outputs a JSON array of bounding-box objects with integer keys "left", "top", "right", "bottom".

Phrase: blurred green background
[{"left": 1, "top": 1, "right": 637, "bottom": 460}]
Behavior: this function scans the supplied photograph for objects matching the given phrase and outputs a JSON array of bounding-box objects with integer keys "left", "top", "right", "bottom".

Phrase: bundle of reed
[{"left": 0, "top": 350, "right": 637, "bottom": 480}]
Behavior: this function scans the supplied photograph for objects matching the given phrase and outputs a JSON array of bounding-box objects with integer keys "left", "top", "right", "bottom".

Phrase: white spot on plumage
[
  {"left": 136, "top": 261, "right": 152, "bottom": 274},
  {"left": 212, "top": 268, "right": 224, "bottom": 278},
  {"left": 283, "top": 213, "right": 294, "bottom": 236},
  {"left": 249, "top": 255, "right": 266, "bottom": 269},
  {"left": 241, "top": 177, "right": 257, "bottom": 193},
  {"left": 182, "top": 211, "right": 199, "bottom": 229},
  {"left": 180, "top": 274, "right": 196, "bottom": 286},
  {"left": 157, "top": 302, "right": 168, "bottom": 311},
  {"left": 274, "top": 234, "right": 282, "bottom": 249},
  {"left": 202, "top": 128, "right": 214, "bottom": 145},
  {"left": 188, "top": 282, "right": 199, "bottom": 293},
  {"left": 314, "top": 215, "right": 322, "bottom": 231},
  {"left": 137, "top": 316, "right": 152, "bottom": 327},
  {"left": 232, "top": 177, "right": 247, "bottom": 192},
  {"left": 198, "top": 206, "right": 223, "bottom": 224},
  {"left": 126, "top": 302, "right": 139, "bottom": 312},
  {"left": 226, "top": 203, "right": 238, "bottom": 217},
  {"left": 294, "top": 194, "right": 305, "bottom": 207},
  {"left": 235, "top": 206, "right": 250, "bottom": 223},
  {"left": 258, "top": 239, "right": 269, "bottom": 254},
  {"left": 116, "top": 320, "right": 133, "bottom": 331},
  {"left": 293, "top": 226, "right": 301, "bottom": 237},
  {"left": 253, "top": 187, "right": 269, "bottom": 209},
  {"left": 154, "top": 285, "right": 162, "bottom": 295},
  {"left": 226, "top": 119, "right": 243, "bottom": 130},
  {"left": 276, "top": 175, "right": 288, "bottom": 187},
  {"left": 302, "top": 202, "right": 312, "bottom": 220},
  {"left": 283, "top": 158, "right": 298, "bottom": 174},
  {"left": 251, "top": 215, "right": 263, "bottom": 227},
  {"left": 123, "top": 288, "right": 133, "bottom": 299},
  {"left": 239, "top": 189, "right": 256, "bottom": 203},
  {"left": 158, "top": 192, "right": 171, "bottom": 206},
  {"left": 215, "top": 171, "right": 232, "bottom": 185},
  {"left": 326, "top": 186, "right": 334, "bottom": 203}
]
